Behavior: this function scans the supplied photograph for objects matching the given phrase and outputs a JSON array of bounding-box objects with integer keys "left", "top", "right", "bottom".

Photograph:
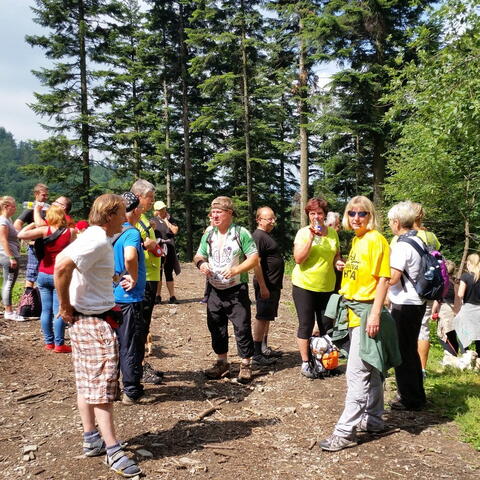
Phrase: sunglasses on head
[{"left": 347, "top": 210, "right": 369, "bottom": 218}]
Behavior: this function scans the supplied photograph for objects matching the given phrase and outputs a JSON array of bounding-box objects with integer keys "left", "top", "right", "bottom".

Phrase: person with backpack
[
  {"left": 291, "top": 197, "right": 341, "bottom": 378},
  {"left": 0, "top": 196, "right": 24, "bottom": 321},
  {"left": 113, "top": 193, "right": 155, "bottom": 406},
  {"left": 18, "top": 204, "right": 76, "bottom": 352},
  {"left": 193, "top": 196, "right": 259, "bottom": 383},
  {"left": 387, "top": 201, "right": 428, "bottom": 411},
  {"left": 454, "top": 253, "right": 480, "bottom": 355},
  {"left": 319, "top": 196, "right": 400, "bottom": 452}
]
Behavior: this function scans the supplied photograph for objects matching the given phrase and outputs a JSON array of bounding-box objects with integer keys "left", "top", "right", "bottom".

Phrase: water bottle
[
  {"left": 22, "top": 201, "right": 34, "bottom": 209},
  {"left": 424, "top": 266, "right": 435, "bottom": 280}
]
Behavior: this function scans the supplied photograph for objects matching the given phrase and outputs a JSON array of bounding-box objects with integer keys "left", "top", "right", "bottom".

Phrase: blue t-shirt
[{"left": 113, "top": 223, "right": 146, "bottom": 303}]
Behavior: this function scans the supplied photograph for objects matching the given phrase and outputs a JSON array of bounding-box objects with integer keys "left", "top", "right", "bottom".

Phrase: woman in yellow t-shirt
[
  {"left": 292, "top": 197, "right": 341, "bottom": 378},
  {"left": 319, "top": 195, "right": 391, "bottom": 452}
]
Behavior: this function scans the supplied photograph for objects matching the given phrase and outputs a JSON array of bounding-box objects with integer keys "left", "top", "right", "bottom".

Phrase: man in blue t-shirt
[{"left": 113, "top": 192, "right": 151, "bottom": 405}]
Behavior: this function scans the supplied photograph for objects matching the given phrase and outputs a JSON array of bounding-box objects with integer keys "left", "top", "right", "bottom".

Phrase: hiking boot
[
  {"left": 121, "top": 393, "right": 157, "bottom": 406},
  {"left": 142, "top": 363, "right": 164, "bottom": 384},
  {"left": 4, "top": 311, "right": 26, "bottom": 322},
  {"left": 389, "top": 400, "right": 424, "bottom": 411},
  {"left": 168, "top": 296, "right": 179, "bottom": 304},
  {"left": 154, "top": 295, "right": 162, "bottom": 305},
  {"left": 300, "top": 362, "right": 315, "bottom": 379},
  {"left": 319, "top": 434, "right": 357, "bottom": 452},
  {"left": 252, "top": 354, "right": 276, "bottom": 366},
  {"left": 237, "top": 363, "right": 253, "bottom": 384},
  {"left": 262, "top": 346, "right": 283, "bottom": 358},
  {"left": 204, "top": 361, "right": 230, "bottom": 380}
]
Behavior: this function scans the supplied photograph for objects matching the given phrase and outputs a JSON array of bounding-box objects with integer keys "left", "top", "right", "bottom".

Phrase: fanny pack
[{"left": 74, "top": 306, "right": 123, "bottom": 329}]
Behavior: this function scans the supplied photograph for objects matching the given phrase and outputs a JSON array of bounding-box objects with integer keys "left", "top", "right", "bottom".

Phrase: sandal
[
  {"left": 83, "top": 436, "right": 106, "bottom": 457},
  {"left": 105, "top": 448, "right": 141, "bottom": 478}
]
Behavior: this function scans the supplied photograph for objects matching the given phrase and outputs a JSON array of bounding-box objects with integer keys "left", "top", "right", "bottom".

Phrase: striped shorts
[{"left": 69, "top": 315, "right": 119, "bottom": 404}]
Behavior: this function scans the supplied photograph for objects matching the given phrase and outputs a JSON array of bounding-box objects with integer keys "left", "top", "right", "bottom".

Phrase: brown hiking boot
[
  {"left": 237, "top": 363, "right": 252, "bottom": 384},
  {"left": 204, "top": 361, "right": 230, "bottom": 379}
]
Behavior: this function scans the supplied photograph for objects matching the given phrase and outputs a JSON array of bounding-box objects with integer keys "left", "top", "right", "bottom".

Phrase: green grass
[
  {"left": 424, "top": 326, "right": 480, "bottom": 450},
  {"left": 0, "top": 279, "right": 24, "bottom": 306}
]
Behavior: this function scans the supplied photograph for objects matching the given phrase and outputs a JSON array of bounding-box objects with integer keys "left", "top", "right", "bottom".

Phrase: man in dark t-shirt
[
  {"left": 252, "top": 206, "right": 285, "bottom": 359},
  {"left": 14, "top": 183, "right": 49, "bottom": 288}
]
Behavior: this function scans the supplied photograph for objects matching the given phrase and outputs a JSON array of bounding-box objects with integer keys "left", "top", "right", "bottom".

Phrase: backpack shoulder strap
[
  {"left": 112, "top": 225, "right": 135, "bottom": 246},
  {"left": 206, "top": 228, "right": 215, "bottom": 257},
  {"left": 43, "top": 227, "right": 67, "bottom": 245},
  {"left": 397, "top": 236, "right": 427, "bottom": 288},
  {"left": 137, "top": 219, "right": 151, "bottom": 235}
]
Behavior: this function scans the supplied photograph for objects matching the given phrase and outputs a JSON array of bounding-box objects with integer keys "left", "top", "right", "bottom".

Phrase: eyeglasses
[
  {"left": 259, "top": 217, "right": 276, "bottom": 222},
  {"left": 347, "top": 211, "right": 369, "bottom": 218},
  {"left": 53, "top": 201, "right": 67, "bottom": 210}
]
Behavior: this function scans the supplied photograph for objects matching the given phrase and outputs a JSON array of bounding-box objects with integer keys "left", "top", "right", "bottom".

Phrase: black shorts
[{"left": 254, "top": 283, "right": 281, "bottom": 321}]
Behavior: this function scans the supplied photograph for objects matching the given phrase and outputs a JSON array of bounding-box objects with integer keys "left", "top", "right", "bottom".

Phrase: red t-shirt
[{"left": 39, "top": 227, "right": 72, "bottom": 275}]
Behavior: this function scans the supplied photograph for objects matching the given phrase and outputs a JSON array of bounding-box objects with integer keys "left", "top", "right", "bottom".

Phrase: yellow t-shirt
[
  {"left": 291, "top": 226, "right": 339, "bottom": 292},
  {"left": 136, "top": 213, "right": 160, "bottom": 282},
  {"left": 390, "top": 230, "right": 440, "bottom": 250},
  {"left": 339, "top": 230, "right": 391, "bottom": 327}
]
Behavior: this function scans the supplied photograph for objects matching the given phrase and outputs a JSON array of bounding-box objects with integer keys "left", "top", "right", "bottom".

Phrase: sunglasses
[{"left": 347, "top": 211, "right": 369, "bottom": 218}]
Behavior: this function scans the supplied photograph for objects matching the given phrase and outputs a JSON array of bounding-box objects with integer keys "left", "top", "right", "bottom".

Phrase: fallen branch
[
  {"left": 202, "top": 445, "right": 235, "bottom": 450},
  {"left": 16, "top": 389, "right": 53, "bottom": 402},
  {"left": 196, "top": 406, "right": 219, "bottom": 421}
]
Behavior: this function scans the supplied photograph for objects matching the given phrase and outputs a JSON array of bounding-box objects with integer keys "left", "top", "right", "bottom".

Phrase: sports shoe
[
  {"left": 142, "top": 363, "right": 164, "bottom": 384},
  {"left": 121, "top": 392, "right": 157, "bottom": 406},
  {"left": 4, "top": 311, "right": 26, "bottom": 322},
  {"left": 389, "top": 400, "right": 424, "bottom": 411},
  {"left": 168, "top": 296, "right": 179, "bottom": 304},
  {"left": 357, "top": 418, "right": 386, "bottom": 434},
  {"left": 300, "top": 362, "right": 315, "bottom": 379},
  {"left": 54, "top": 344, "right": 72, "bottom": 353},
  {"left": 262, "top": 346, "right": 283, "bottom": 358},
  {"left": 237, "top": 363, "right": 253, "bottom": 384},
  {"left": 204, "top": 360, "right": 230, "bottom": 379},
  {"left": 154, "top": 295, "right": 162, "bottom": 305},
  {"left": 44, "top": 343, "right": 55, "bottom": 350},
  {"left": 319, "top": 434, "right": 357, "bottom": 452},
  {"left": 252, "top": 354, "right": 276, "bottom": 366}
]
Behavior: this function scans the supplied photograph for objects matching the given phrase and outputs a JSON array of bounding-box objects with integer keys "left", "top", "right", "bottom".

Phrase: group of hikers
[{"left": 1, "top": 181, "right": 480, "bottom": 477}]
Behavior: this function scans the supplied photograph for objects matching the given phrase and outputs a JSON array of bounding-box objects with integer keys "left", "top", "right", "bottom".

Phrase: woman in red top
[{"left": 18, "top": 205, "right": 76, "bottom": 352}]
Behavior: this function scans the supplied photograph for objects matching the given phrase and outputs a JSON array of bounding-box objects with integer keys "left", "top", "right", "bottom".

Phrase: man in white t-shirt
[
  {"left": 55, "top": 194, "right": 141, "bottom": 478},
  {"left": 387, "top": 201, "right": 427, "bottom": 411}
]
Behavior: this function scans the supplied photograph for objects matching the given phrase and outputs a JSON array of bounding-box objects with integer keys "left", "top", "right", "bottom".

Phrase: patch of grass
[
  {"left": 425, "top": 326, "right": 480, "bottom": 450},
  {"left": 284, "top": 256, "right": 295, "bottom": 276},
  {"left": 0, "top": 279, "right": 24, "bottom": 306}
]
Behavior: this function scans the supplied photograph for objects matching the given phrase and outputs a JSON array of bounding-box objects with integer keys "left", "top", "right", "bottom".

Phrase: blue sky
[{"left": 0, "top": 1, "right": 50, "bottom": 142}]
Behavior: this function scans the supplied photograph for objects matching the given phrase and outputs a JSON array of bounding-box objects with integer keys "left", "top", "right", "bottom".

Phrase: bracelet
[{"left": 196, "top": 259, "right": 206, "bottom": 269}]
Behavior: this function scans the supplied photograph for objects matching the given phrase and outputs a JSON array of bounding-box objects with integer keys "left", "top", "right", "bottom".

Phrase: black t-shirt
[
  {"left": 150, "top": 215, "right": 178, "bottom": 241},
  {"left": 461, "top": 272, "right": 480, "bottom": 305},
  {"left": 252, "top": 228, "right": 284, "bottom": 289},
  {"left": 18, "top": 209, "right": 46, "bottom": 224}
]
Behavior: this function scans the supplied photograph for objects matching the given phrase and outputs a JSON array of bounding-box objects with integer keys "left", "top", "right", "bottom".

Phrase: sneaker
[
  {"left": 319, "top": 434, "right": 357, "bottom": 452},
  {"left": 204, "top": 361, "right": 230, "bottom": 380},
  {"left": 237, "top": 363, "right": 253, "bottom": 384},
  {"left": 154, "top": 295, "right": 162, "bottom": 305},
  {"left": 168, "top": 296, "right": 179, "bottom": 304},
  {"left": 389, "top": 400, "right": 424, "bottom": 411},
  {"left": 300, "top": 362, "right": 315, "bottom": 379},
  {"left": 44, "top": 343, "right": 55, "bottom": 350},
  {"left": 252, "top": 354, "right": 276, "bottom": 366},
  {"left": 142, "top": 363, "right": 164, "bottom": 385},
  {"left": 4, "top": 311, "right": 26, "bottom": 322},
  {"left": 54, "top": 344, "right": 72, "bottom": 353},
  {"left": 262, "top": 346, "right": 283, "bottom": 358},
  {"left": 121, "top": 392, "right": 158, "bottom": 406},
  {"left": 357, "top": 419, "right": 386, "bottom": 434}
]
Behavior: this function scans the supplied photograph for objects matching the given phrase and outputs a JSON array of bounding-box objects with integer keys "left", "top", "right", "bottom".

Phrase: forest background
[{"left": 1, "top": 0, "right": 479, "bottom": 270}]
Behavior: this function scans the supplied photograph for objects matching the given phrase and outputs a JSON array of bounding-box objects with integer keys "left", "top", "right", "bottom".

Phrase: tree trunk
[
  {"left": 163, "top": 78, "right": 172, "bottom": 208},
  {"left": 240, "top": 0, "right": 254, "bottom": 232},
  {"left": 372, "top": 133, "right": 385, "bottom": 208},
  {"left": 179, "top": 3, "right": 193, "bottom": 259},
  {"left": 458, "top": 218, "right": 470, "bottom": 278},
  {"left": 298, "top": 17, "right": 309, "bottom": 227},
  {"left": 78, "top": 0, "right": 90, "bottom": 214}
]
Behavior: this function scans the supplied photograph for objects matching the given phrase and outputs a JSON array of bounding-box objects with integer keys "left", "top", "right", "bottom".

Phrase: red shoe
[
  {"left": 44, "top": 343, "right": 55, "bottom": 350},
  {"left": 54, "top": 344, "right": 72, "bottom": 353}
]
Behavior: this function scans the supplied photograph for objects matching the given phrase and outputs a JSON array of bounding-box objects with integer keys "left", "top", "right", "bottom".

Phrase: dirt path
[{"left": 1, "top": 263, "right": 479, "bottom": 479}]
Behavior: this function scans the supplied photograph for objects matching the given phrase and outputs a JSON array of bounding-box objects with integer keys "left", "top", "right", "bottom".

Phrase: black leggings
[
  {"left": 292, "top": 285, "right": 333, "bottom": 339},
  {"left": 160, "top": 249, "right": 175, "bottom": 282}
]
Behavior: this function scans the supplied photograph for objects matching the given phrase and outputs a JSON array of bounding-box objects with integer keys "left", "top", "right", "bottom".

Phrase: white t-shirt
[
  {"left": 389, "top": 236, "right": 425, "bottom": 305},
  {"left": 56, "top": 225, "right": 115, "bottom": 315}
]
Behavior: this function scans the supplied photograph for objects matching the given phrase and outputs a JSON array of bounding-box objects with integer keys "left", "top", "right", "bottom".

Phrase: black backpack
[
  {"left": 34, "top": 227, "right": 66, "bottom": 261},
  {"left": 397, "top": 235, "right": 447, "bottom": 301}
]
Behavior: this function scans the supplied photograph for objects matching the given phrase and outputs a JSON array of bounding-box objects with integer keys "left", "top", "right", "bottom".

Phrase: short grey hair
[
  {"left": 387, "top": 201, "right": 416, "bottom": 229},
  {"left": 325, "top": 211, "right": 340, "bottom": 227},
  {"left": 131, "top": 179, "right": 155, "bottom": 197}
]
